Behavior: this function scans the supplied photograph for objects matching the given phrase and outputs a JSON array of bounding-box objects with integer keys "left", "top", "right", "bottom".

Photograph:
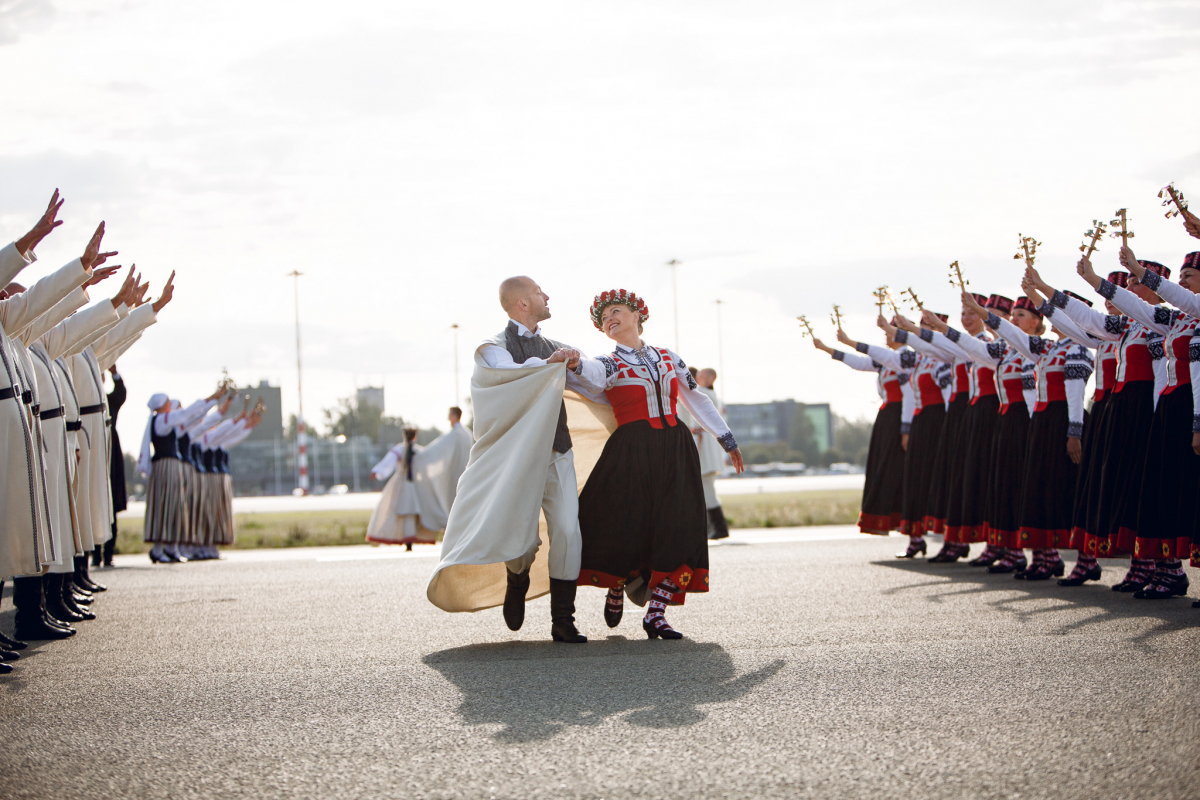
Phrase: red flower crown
[{"left": 590, "top": 289, "right": 650, "bottom": 330}]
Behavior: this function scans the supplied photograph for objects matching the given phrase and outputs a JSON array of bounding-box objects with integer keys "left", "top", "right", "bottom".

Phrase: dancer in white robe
[{"left": 367, "top": 408, "right": 473, "bottom": 550}]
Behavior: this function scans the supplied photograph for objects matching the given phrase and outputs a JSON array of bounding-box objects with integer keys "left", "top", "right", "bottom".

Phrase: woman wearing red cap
[{"left": 572, "top": 290, "right": 745, "bottom": 639}]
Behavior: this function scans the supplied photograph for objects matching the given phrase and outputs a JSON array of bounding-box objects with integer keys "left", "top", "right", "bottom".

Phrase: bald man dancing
[{"left": 427, "top": 276, "right": 591, "bottom": 643}]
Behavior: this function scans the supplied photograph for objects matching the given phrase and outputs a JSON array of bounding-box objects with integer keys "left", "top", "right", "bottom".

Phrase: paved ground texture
[{"left": 3, "top": 528, "right": 1199, "bottom": 800}]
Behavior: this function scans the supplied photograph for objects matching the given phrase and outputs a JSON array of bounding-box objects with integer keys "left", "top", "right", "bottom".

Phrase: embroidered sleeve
[
  {"left": 1097, "top": 279, "right": 1117, "bottom": 301},
  {"left": 894, "top": 329, "right": 909, "bottom": 344},
  {"left": 1051, "top": 290, "right": 1070, "bottom": 310},
  {"left": 1104, "top": 315, "right": 1123, "bottom": 336},
  {"left": 919, "top": 329, "right": 934, "bottom": 343},
  {"left": 871, "top": 360, "right": 882, "bottom": 369},
  {"left": 1067, "top": 421, "right": 1084, "bottom": 438},
  {"left": 1028, "top": 336, "right": 1049, "bottom": 355},
  {"left": 1038, "top": 301, "right": 1054, "bottom": 317},
  {"left": 945, "top": 328, "right": 961, "bottom": 344},
  {"left": 717, "top": 431, "right": 737, "bottom": 453},
  {"left": 986, "top": 341, "right": 1006, "bottom": 361},
  {"left": 1141, "top": 271, "right": 1163, "bottom": 292},
  {"left": 677, "top": 357, "right": 698, "bottom": 389},
  {"left": 1153, "top": 307, "right": 1173, "bottom": 327},
  {"left": 985, "top": 312, "right": 1001, "bottom": 331},
  {"left": 832, "top": 351, "right": 845, "bottom": 362},
  {"left": 896, "top": 373, "right": 910, "bottom": 385},
  {"left": 1190, "top": 340, "right": 1200, "bottom": 362},
  {"left": 598, "top": 356, "right": 618, "bottom": 379},
  {"left": 1064, "top": 364, "right": 1091, "bottom": 380},
  {"left": 855, "top": 342, "right": 870, "bottom": 354},
  {"left": 1148, "top": 337, "right": 1165, "bottom": 360}
]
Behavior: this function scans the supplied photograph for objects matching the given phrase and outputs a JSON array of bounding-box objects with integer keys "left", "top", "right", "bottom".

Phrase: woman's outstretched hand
[{"left": 729, "top": 447, "right": 745, "bottom": 474}]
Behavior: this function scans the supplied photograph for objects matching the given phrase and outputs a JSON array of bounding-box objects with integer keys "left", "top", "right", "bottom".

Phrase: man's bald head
[
  {"left": 499, "top": 276, "right": 551, "bottom": 327},
  {"left": 698, "top": 368, "right": 717, "bottom": 388},
  {"left": 499, "top": 276, "right": 535, "bottom": 314}
]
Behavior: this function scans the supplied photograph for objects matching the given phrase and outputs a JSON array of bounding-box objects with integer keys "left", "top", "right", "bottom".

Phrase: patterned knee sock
[
  {"left": 1157, "top": 559, "right": 1185, "bottom": 581},
  {"left": 1043, "top": 548, "right": 1062, "bottom": 566},
  {"left": 1123, "top": 558, "right": 1155, "bottom": 584},
  {"left": 606, "top": 587, "right": 623, "bottom": 613},
  {"left": 643, "top": 578, "right": 679, "bottom": 623},
  {"left": 1067, "top": 554, "right": 1098, "bottom": 579}
]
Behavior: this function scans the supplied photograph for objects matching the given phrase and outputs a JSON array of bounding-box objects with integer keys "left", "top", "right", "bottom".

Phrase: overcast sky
[{"left": 2, "top": 0, "right": 1198, "bottom": 452}]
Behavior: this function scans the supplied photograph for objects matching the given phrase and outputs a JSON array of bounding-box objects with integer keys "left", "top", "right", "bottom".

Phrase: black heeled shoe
[
  {"left": 0, "top": 662, "right": 12, "bottom": 675},
  {"left": 0, "top": 631, "right": 28, "bottom": 651},
  {"left": 1134, "top": 574, "right": 1189, "bottom": 599},
  {"left": 1058, "top": 565, "right": 1102, "bottom": 586},
  {"left": 896, "top": 540, "right": 927, "bottom": 559},
  {"left": 1022, "top": 561, "right": 1064, "bottom": 581},
  {"left": 604, "top": 591, "right": 623, "bottom": 629},
  {"left": 0, "top": 648, "right": 19, "bottom": 661},
  {"left": 643, "top": 615, "right": 684, "bottom": 640},
  {"left": 968, "top": 551, "right": 1001, "bottom": 567},
  {"left": 988, "top": 558, "right": 1027, "bottom": 574}
]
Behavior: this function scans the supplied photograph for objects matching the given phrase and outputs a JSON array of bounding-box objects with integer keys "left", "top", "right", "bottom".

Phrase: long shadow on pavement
[
  {"left": 873, "top": 558, "right": 1197, "bottom": 644},
  {"left": 424, "top": 639, "right": 784, "bottom": 743}
]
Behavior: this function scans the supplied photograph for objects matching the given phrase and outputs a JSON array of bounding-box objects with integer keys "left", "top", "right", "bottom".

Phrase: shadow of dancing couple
[{"left": 426, "top": 276, "right": 745, "bottom": 644}]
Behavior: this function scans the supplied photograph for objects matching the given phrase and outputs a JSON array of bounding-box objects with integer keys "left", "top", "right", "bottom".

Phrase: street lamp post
[
  {"left": 350, "top": 435, "right": 360, "bottom": 492},
  {"left": 715, "top": 298, "right": 726, "bottom": 408},
  {"left": 667, "top": 259, "right": 681, "bottom": 352},
  {"left": 286, "top": 270, "right": 309, "bottom": 495}
]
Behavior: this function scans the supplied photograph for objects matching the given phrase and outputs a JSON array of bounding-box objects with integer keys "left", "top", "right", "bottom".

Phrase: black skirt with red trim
[
  {"left": 858, "top": 400, "right": 905, "bottom": 535},
  {"left": 577, "top": 419, "right": 709, "bottom": 604},
  {"left": 946, "top": 395, "right": 999, "bottom": 543},
  {"left": 1132, "top": 388, "right": 1198, "bottom": 561},
  {"left": 1014, "top": 401, "right": 1079, "bottom": 550},
  {"left": 1068, "top": 394, "right": 1109, "bottom": 550},
  {"left": 925, "top": 393, "right": 969, "bottom": 534},
  {"left": 901, "top": 402, "right": 946, "bottom": 536},
  {"left": 1085, "top": 381, "right": 1154, "bottom": 557},
  {"left": 987, "top": 400, "right": 1031, "bottom": 547}
]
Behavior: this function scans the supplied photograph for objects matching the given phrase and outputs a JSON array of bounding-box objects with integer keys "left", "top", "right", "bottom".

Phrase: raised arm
[
  {"left": 1039, "top": 300, "right": 1101, "bottom": 350},
  {"left": 1130, "top": 248, "right": 1200, "bottom": 317}
]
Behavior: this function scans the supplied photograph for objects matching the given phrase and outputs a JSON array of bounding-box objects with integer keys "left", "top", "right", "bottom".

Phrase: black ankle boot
[
  {"left": 75, "top": 555, "right": 105, "bottom": 592},
  {"left": 13, "top": 576, "right": 74, "bottom": 640},
  {"left": 549, "top": 579, "right": 587, "bottom": 643},
  {"left": 62, "top": 579, "right": 95, "bottom": 620},
  {"left": 707, "top": 507, "right": 730, "bottom": 540},
  {"left": 91, "top": 545, "right": 102, "bottom": 568},
  {"left": 503, "top": 568, "right": 530, "bottom": 631},
  {"left": 103, "top": 534, "right": 116, "bottom": 567},
  {"left": 44, "top": 575, "right": 84, "bottom": 624},
  {"left": 0, "top": 630, "right": 28, "bottom": 651}
]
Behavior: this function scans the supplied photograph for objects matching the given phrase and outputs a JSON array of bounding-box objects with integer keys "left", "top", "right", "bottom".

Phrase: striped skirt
[
  {"left": 215, "top": 474, "right": 235, "bottom": 546},
  {"left": 143, "top": 458, "right": 190, "bottom": 544}
]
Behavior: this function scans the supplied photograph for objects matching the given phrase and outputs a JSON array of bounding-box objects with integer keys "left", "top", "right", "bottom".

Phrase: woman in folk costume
[
  {"left": 138, "top": 389, "right": 223, "bottom": 563},
  {"left": 183, "top": 394, "right": 234, "bottom": 560},
  {"left": 368, "top": 409, "right": 473, "bottom": 551},
  {"left": 1083, "top": 248, "right": 1200, "bottom": 600},
  {"left": 842, "top": 314, "right": 950, "bottom": 559},
  {"left": 968, "top": 288, "right": 1094, "bottom": 581},
  {"left": 571, "top": 290, "right": 744, "bottom": 640},
  {"left": 889, "top": 309, "right": 977, "bottom": 561},
  {"left": 919, "top": 295, "right": 1010, "bottom": 563},
  {"left": 1051, "top": 260, "right": 1168, "bottom": 592},
  {"left": 813, "top": 329, "right": 911, "bottom": 536}
]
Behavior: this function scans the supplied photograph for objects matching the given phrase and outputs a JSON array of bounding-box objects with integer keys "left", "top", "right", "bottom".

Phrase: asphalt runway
[{"left": 3, "top": 530, "right": 1198, "bottom": 799}]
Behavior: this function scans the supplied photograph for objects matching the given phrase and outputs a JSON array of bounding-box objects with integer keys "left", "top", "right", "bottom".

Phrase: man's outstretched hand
[
  {"left": 15, "top": 190, "right": 65, "bottom": 255},
  {"left": 81, "top": 222, "right": 117, "bottom": 272}
]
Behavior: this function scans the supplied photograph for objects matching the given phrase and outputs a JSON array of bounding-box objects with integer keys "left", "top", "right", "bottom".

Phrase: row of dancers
[
  {"left": 812, "top": 188, "right": 1200, "bottom": 604},
  {"left": 0, "top": 191, "right": 174, "bottom": 669},
  {"left": 140, "top": 385, "right": 265, "bottom": 563}
]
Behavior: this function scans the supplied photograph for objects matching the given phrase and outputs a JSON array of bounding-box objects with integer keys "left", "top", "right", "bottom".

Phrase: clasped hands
[{"left": 548, "top": 348, "right": 581, "bottom": 370}]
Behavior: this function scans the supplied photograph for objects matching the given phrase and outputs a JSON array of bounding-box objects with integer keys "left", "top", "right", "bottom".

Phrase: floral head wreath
[{"left": 589, "top": 289, "right": 650, "bottom": 330}]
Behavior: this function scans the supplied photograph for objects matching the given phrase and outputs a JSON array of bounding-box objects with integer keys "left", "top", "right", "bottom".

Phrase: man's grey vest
[{"left": 504, "top": 322, "right": 571, "bottom": 454}]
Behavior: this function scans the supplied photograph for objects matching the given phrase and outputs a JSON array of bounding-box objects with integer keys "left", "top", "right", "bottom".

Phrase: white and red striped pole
[{"left": 288, "top": 270, "right": 309, "bottom": 495}]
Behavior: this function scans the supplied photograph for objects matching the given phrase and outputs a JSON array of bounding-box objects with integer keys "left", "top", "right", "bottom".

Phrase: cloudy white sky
[{"left": 2, "top": 0, "right": 1198, "bottom": 452}]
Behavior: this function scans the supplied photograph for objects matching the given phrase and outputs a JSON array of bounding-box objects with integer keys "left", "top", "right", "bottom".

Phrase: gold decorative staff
[
  {"left": 1109, "top": 208, "right": 1134, "bottom": 246},
  {"left": 872, "top": 286, "right": 888, "bottom": 316},
  {"left": 253, "top": 396, "right": 266, "bottom": 415},
  {"left": 1013, "top": 233, "right": 1042, "bottom": 267},
  {"left": 1159, "top": 183, "right": 1190, "bottom": 219},
  {"left": 901, "top": 287, "right": 924, "bottom": 313},
  {"left": 796, "top": 315, "right": 816, "bottom": 338},
  {"left": 1080, "top": 220, "right": 1106, "bottom": 259},
  {"left": 948, "top": 260, "right": 968, "bottom": 291},
  {"left": 882, "top": 287, "right": 899, "bottom": 315},
  {"left": 831, "top": 303, "right": 843, "bottom": 330}
]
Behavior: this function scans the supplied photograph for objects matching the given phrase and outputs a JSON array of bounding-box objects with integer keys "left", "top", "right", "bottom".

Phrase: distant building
[
  {"left": 725, "top": 400, "right": 832, "bottom": 452},
  {"left": 356, "top": 385, "right": 385, "bottom": 411}
]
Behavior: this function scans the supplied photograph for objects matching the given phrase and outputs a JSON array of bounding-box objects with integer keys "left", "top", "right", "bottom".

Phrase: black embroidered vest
[{"left": 504, "top": 322, "right": 571, "bottom": 454}]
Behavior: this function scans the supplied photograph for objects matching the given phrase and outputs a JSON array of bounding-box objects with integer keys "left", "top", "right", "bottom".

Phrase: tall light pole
[
  {"left": 286, "top": 270, "right": 309, "bottom": 495},
  {"left": 451, "top": 323, "right": 460, "bottom": 404},
  {"left": 667, "top": 259, "right": 681, "bottom": 351},
  {"left": 715, "top": 298, "right": 726, "bottom": 408}
]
